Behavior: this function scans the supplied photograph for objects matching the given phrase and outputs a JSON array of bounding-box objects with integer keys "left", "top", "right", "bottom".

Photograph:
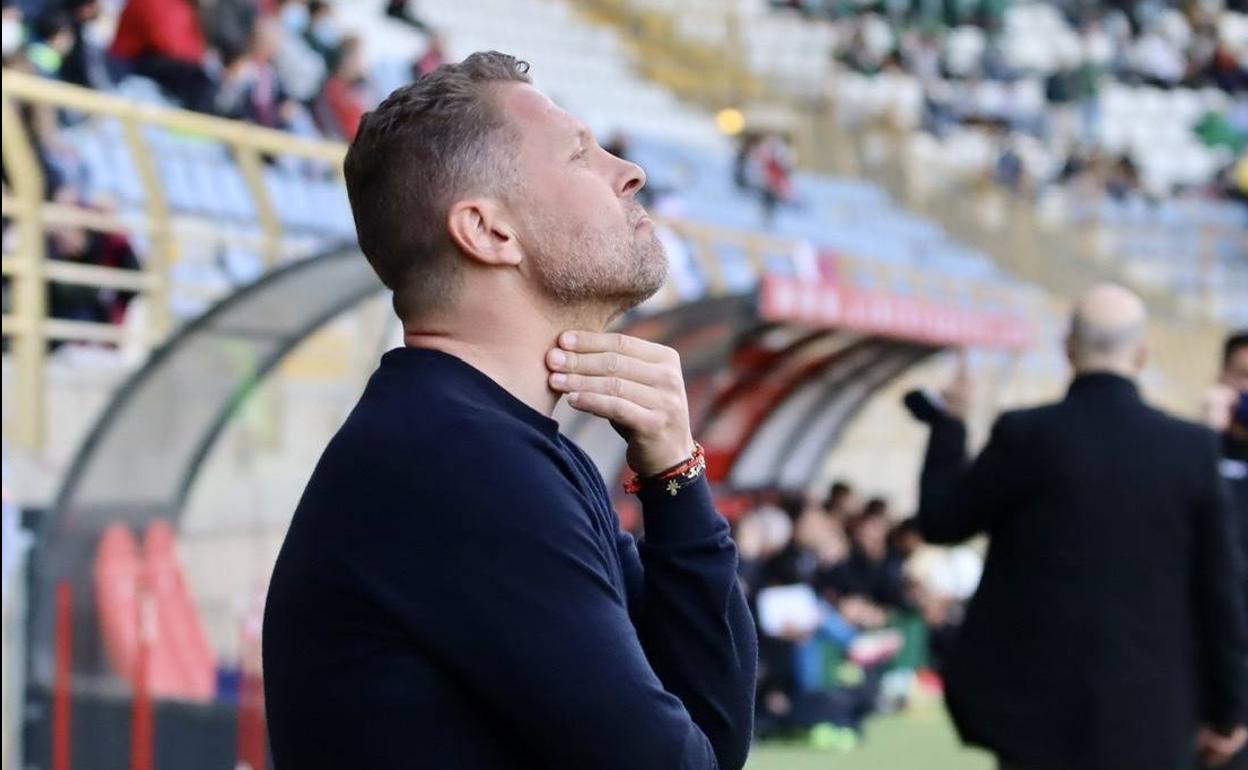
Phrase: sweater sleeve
[
  {"left": 349, "top": 427, "right": 748, "bottom": 769},
  {"left": 917, "top": 412, "right": 1027, "bottom": 544},
  {"left": 616, "top": 476, "right": 759, "bottom": 770}
]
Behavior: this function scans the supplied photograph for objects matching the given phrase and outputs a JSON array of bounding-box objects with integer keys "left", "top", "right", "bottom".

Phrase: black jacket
[{"left": 918, "top": 373, "right": 1248, "bottom": 770}]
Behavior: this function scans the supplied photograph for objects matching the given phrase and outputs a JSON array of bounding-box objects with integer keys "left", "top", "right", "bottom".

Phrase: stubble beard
[{"left": 528, "top": 211, "right": 668, "bottom": 314}]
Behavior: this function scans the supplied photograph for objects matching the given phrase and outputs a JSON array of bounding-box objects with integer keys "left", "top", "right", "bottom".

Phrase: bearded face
[
  {"left": 519, "top": 199, "right": 667, "bottom": 311},
  {"left": 498, "top": 84, "right": 668, "bottom": 317}
]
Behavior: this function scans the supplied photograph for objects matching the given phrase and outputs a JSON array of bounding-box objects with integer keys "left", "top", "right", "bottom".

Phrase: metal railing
[{"left": 1, "top": 70, "right": 345, "bottom": 449}]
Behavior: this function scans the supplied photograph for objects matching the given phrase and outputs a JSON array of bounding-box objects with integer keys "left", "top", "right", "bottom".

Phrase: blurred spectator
[
  {"left": 386, "top": 0, "right": 432, "bottom": 33},
  {"left": 216, "top": 17, "right": 297, "bottom": 131},
  {"left": 46, "top": 193, "right": 141, "bottom": 331},
  {"left": 319, "top": 35, "right": 369, "bottom": 141},
  {"left": 842, "top": 499, "right": 911, "bottom": 611},
  {"left": 737, "top": 485, "right": 934, "bottom": 747},
  {"left": 735, "top": 499, "right": 794, "bottom": 595},
  {"left": 303, "top": 0, "right": 341, "bottom": 70},
  {"left": 58, "top": 0, "right": 115, "bottom": 92},
  {"left": 201, "top": 0, "right": 260, "bottom": 64},
  {"left": 748, "top": 133, "right": 796, "bottom": 226},
  {"left": 992, "top": 126, "right": 1027, "bottom": 194},
  {"left": 1201, "top": 331, "right": 1248, "bottom": 770},
  {"left": 413, "top": 33, "right": 446, "bottom": 79},
  {"left": 109, "top": 0, "right": 215, "bottom": 112},
  {"left": 273, "top": 0, "right": 326, "bottom": 103},
  {"left": 3, "top": 15, "right": 80, "bottom": 198},
  {"left": 823, "top": 479, "right": 860, "bottom": 519},
  {"left": 1207, "top": 331, "right": 1248, "bottom": 556},
  {"left": 1104, "top": 154, "right": 1141, "bottom": 201},
  {"left": 26, "top": 10, "right": 73, "bottom": 78}
]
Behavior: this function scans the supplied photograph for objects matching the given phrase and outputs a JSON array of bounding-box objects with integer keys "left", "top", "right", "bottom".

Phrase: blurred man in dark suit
[{"left": 906, "top": 285, "right": 1248, "bottom": 770}]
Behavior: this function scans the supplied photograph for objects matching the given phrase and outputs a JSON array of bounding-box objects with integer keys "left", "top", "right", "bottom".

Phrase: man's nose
[{"left": 617, "top": 158, "right": 646, "bottom": 199}]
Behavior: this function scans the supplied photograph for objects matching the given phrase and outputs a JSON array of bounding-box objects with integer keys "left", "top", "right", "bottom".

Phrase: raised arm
[{"left": 917, "top": 411, "right": 1026, "bottom": 544}]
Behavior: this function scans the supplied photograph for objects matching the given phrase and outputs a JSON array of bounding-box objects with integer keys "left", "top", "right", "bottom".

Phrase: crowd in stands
[
  {"left": 2, "top": 0, "right": 439, "bottom": 139},
  {"left": 772, "top": 0, "right": 1247, "bottom": 202},
  {"left": 1, "top": 0, "right": 445, "bottom": 330},
  {"left": 732, "top": 479, "right": 982, "bottom": 749}
]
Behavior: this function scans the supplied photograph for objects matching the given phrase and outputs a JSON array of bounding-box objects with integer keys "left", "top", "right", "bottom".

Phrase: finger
[
  {"left": 549, "top": 372, "right": 664, "bottom": 409},
  {"left": 565, "top": 391, "right": 662, "bottom": 433},
  {"left": 547, "top": 349, "right": 667, "bottom": 386},
  {"left": 559, "top": 331, "right": 673, "bottom": 364}
]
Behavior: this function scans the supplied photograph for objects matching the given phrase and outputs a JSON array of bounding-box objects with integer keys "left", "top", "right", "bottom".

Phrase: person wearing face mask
[
  {"left": 317, "top": 34, "right": 368, "bottom": 140},
  {"left": 58, "top": 0, "right": 117, "bottom": 92},
  {"left": 302, "top": 0, "right": 341, "bottom": 69},
  {"left": 272, "top": 0, "right": 324, "bottom": 102},
  {"left": 25, "top": 11, "right": 74, "bottom": 77}
]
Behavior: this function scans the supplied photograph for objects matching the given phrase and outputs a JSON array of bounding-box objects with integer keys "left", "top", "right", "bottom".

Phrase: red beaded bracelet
[{"left": 624, "top": 442, "right": 706, "bottom": 496}]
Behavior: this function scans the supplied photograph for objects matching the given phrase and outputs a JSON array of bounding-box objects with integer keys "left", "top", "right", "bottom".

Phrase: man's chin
[{"left": 623, "top": 244, "right": 668, "bottom": 308}]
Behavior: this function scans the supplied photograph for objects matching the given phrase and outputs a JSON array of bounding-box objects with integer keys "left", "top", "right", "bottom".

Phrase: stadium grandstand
[{"left": 0, "top": 0, "right": 1243, "bottom": 767}]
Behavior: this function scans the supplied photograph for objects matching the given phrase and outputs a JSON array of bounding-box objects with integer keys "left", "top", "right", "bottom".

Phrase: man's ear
[{"left": 447, "top": 199, "right": 522, "bottom": 268}]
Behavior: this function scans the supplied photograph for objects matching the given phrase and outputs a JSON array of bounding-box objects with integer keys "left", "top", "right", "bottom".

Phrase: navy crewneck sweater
[{"left": 263, "top": 347, "right": 757, "bottom": 769}]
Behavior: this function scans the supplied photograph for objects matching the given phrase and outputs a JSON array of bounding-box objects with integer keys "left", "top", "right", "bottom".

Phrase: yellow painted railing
[{"left": 1, "top": 70, "right": 344, "bottom": 449}]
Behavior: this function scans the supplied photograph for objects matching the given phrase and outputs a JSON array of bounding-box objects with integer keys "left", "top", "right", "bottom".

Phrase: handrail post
[
  {"left": 0, "top": 89, "right": 48, "bottom": 449},
  {"left": 234, "top": 145, "right": 283, "bottom": 267},
  {"left": 120, "top": 116, "right": 173, "bottom": 339}
]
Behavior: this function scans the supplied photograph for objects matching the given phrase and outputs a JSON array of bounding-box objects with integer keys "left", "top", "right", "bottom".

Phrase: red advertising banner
[{"left": 758, "top": 275, "right": 1032, "bottom": 349}]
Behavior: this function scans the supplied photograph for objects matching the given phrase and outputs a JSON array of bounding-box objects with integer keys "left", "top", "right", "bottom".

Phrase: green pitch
[{"left": 745, "top": 702, "right": 994, "bottom": 770}]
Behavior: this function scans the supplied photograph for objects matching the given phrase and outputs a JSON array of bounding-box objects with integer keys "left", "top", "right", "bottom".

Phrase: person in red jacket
[
  {"left": 108, "top": 0, "right": 215, "bottom": 112},
  {"left": 319, "top": 34, "right": 368, "bottom": 140}
]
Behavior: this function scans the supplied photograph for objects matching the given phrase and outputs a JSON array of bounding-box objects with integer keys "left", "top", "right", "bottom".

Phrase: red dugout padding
[
  {"left": 143, "top": 522, "right": 217, "bottom": 700},
  {"left": 94, "top": 523, "right": 217, "bottom": 701}
]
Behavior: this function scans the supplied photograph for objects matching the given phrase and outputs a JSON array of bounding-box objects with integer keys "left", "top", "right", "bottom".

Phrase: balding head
[{"left": 1067, "top": 284, "right": 1148, "bottom": 377}]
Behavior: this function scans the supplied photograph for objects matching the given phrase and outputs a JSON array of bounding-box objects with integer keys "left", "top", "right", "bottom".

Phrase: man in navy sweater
[{"left": 262, "top": 51, "right": 758, "bottom": 768}]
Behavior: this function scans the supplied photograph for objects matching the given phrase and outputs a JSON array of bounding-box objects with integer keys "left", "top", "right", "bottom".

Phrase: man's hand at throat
[{"left": 546, "top": 330, "right": 696, "bottom": 476}]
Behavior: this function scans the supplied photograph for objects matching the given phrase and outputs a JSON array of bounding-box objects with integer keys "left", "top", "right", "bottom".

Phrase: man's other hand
[
  {"left": 547, "top": 331, "right": 695, "bottom": 476},
  {"left": 942, "top": 349, "right": 972, "bottom": 421},
  {"left": 1198, "top": 724, "right": 1248, "bottom": 767}
]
